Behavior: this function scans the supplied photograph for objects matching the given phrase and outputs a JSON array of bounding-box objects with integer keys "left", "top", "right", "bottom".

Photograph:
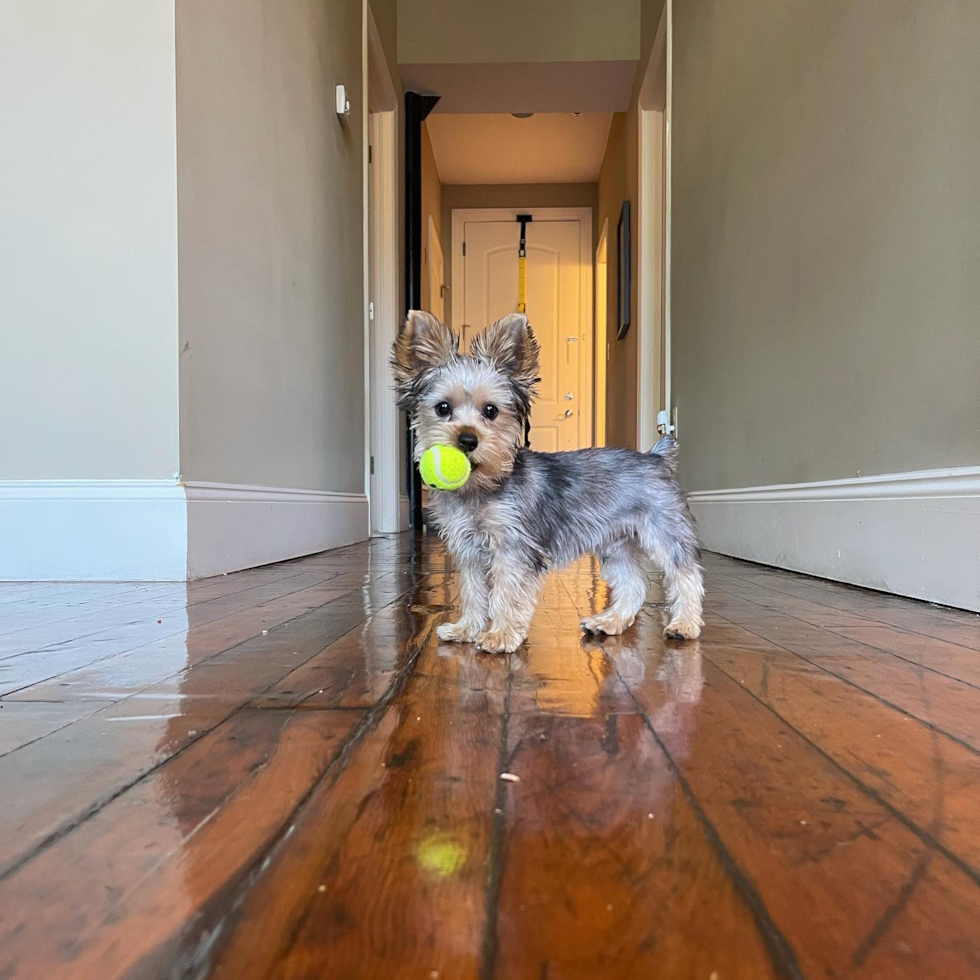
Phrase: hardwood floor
[{"left": 2, "top": 536, "right": 979, "bottom": 979}]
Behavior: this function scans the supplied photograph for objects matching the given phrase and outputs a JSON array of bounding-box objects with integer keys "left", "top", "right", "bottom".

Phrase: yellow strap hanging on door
[
  {"left": 516, "top": 214, "right": 532, "bottom": 314},
  {"left": 515, "top": 215, "right": 533, "bottom": 446}
]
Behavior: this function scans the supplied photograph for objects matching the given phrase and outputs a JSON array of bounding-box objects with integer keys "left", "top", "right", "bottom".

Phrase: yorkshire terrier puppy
[{"left": 392, "top": 310, "right": 704, "bottom": 654}]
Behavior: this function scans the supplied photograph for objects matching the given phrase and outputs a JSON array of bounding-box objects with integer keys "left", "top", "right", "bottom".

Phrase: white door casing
[
  {"left": 595, "top": 218, "right": 609, "bottom": 447},
  {"left": 451, "top": 208, "right": 593, "bottom": 452},
  {"left": 637, "top": 0, "right": 669, "bottom": 450},
  {"left": 365, "top": 5, "right": 402, "bottom": 535},
  {"left": 427, "top": 215, "right": 445, "bottom": 322}
]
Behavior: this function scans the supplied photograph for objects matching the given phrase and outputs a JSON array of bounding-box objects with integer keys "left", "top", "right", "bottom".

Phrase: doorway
[{"left": 451, "top": 207, "right": 593, "bottom": 452}]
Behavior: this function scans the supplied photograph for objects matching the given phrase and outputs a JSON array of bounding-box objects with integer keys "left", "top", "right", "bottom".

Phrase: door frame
[
  {"left": 637, "top": 1, "right": 669, "bottom": 449},
  {"left": 450, "top": 206, "right": 594, "bottom": 450},
  {"left": 594, "top": 218, "right": 609, "bottom": 447},
  {"left": 365, "top": 4, "right": 404, "bottom": 534},
  {"left": 426, "top": 214, "right": 445, "bottom": 322}
]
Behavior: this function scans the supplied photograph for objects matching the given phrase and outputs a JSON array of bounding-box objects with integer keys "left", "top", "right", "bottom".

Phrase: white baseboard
[
  {"left": 688, "top": 466, "right": 980, "bottom": 612},
  {"left": 185, "top": 482, "right": 369, "bottom": 579},
  {"left": 0, "top": 480, "right": 370, "bottom": 581},
  {"left": 0, "top": 481, "right": 188, "bottom": 581}
]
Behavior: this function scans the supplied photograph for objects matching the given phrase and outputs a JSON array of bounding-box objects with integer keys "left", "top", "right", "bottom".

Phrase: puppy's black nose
[{"left": 457, "top": 431, "right": 479, "bottom": 453}]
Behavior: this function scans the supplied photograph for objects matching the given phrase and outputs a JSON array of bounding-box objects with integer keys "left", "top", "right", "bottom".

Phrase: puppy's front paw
[
  {"left": 437, "top": 620, "right": 481, "bottom": 643},
  {"left": 663, "top": 619, "right": 702, "bottom": 641},
  {"left": 476, "top": 627, "right": 525, "bottom": 654},
  {"left": 581, "top": 611, "right": 635, "bottom": 636}
]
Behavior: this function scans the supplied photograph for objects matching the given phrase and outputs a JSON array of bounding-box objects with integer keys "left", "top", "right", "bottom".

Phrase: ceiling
[
  {"left": 426, "top": 113, "right": 613, "bottom": 185},
  {"left": 400, "top": 60, "right": 636, "bottom": 115}
]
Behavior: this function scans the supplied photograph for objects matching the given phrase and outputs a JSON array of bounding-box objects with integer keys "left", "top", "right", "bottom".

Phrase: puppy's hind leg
[
  {"left": 640, "top": 517, "right": 704, "bottom": 640},
  {"left": 662, "top": 558, "right": 704, "bottom": 640},
  {"left": 438, "top": 557, "right": 488, "bottom": 643},
  {"left": 581, "top": 541, "right": 647, "bottom": 636}
]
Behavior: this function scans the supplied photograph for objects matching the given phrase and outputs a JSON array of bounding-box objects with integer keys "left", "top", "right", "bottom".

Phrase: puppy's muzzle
[{"left": 457, "top": 431, "right": 478, "bottom": 453}]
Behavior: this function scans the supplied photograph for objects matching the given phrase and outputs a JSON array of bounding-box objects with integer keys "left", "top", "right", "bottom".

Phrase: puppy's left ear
[
  {"left": 391, "top": 310, "right": 458, "bottom": 405},
  {"left": 470, "top": 313, "right": 540, "bottom": 390}
]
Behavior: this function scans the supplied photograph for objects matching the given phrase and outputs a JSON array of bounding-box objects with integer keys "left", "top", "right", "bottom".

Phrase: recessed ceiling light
[{"left": 511, "top": 112, "right": 534, "bottom": 119}]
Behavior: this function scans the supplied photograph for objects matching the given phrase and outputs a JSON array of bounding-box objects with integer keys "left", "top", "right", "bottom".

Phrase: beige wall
[
  {"left": 420, "top": 122, "right": 443, "bottom": 312},
  {"left": 638, "top": 0, "right": 667, "bottom": 76},
  {"left": 441, "top": 183, "right": 599, "bottom": 327},
  {"left": 176, "top": 0, "right": 366, "bottom": 494},
  {"left": 398, "top": 0, "right": 639, "bottom": 65},
  {"left": 596, "top": 113, "right": 640, "bottom": 450},
  {"left": 672, "top": 0, "right": 980, "bottom": 491},
  {"left": 0, "top": 0, "right": 179, "bottom": 480},
  {"left": 371, "top": 0, "right": 399, "bottom": 80}
]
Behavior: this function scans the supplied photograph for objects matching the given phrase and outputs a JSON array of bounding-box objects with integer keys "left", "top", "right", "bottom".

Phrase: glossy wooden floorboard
[
  {"left": 1, "top": 541, "right": 979, "bottom": 979},
  {"left": 0, "top": 569, "right": 427, "bottom": 873},
  {"left": 497, "top": 579, "right": 776, "bottom": 980}
]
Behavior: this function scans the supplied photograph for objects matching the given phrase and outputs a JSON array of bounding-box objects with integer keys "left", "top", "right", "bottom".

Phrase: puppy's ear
[
  {"left": 391, "top": 311, "right": 458, "bottom": 405},
  {"left": 470, "top": 313, "right": 540, "bottom": 390}
]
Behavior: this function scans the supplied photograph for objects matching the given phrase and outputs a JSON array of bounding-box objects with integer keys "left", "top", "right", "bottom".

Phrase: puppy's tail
[{"left": 648, "top": 434, "right": 679, "bottom": 474}]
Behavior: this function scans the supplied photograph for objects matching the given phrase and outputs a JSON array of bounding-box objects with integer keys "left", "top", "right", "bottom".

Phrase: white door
[{"left": 455, "top": 209, "right": 593, "bottom": 452}]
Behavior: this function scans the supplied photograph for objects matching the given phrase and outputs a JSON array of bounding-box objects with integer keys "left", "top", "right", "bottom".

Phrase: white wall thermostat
[{"left": 335, "top": 84, "right": 351, "bottom": 121}]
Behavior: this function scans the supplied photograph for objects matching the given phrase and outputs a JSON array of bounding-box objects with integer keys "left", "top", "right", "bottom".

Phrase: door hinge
[
  {"left": 370, "top": 455, "right": 375, "bottom": 475},
  {"left": 462, "top": 241, "right": 466, "bottom": 256},
  {"left": 369, "top": 301, "right": 375, "bottom": 321},
  {"left": 657, "top": 409, "right": 676, "bottom": 435},
  {"left": 368, "top": 144, "right": 372, "bottom": 164}
]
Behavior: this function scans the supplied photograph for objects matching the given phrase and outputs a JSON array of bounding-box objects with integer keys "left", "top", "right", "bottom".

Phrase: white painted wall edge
[
  {"left": 184, "top": 482, "right": 369, "bottom": 580},
  {"left": 0, "top": 481, "right": 187, "bottom": 581},
  {"left": 688, "top": 466, "right": 980, "bottom": 612},
  {"left": 0, "top": 480, "right": 371, "bottom": 581}
]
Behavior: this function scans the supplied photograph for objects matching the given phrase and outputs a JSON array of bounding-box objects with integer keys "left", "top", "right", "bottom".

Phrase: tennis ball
[{"left": 419, "top": 444, "right": 471, "bottom": 490}]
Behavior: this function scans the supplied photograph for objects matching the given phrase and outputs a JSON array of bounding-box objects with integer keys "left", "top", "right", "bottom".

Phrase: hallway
[{"left": 2, "top": 536, "right": 979, "bottom": 978}]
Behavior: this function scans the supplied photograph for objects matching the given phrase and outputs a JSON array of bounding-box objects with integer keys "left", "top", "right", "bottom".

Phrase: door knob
[{"left": 564, "top": 409, "right": 573, "bottom": 418}]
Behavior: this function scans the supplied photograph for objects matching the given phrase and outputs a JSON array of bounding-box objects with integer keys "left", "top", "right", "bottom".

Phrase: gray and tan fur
[{"left": 392, "top": 310, "right": 704, "bottom": 654}]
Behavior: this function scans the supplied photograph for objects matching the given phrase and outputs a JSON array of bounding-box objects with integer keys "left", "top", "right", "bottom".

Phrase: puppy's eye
[
  {"left": 483, "top": 404, "right": 499, "bottom": 420},
  {"left": 434, "top": 401, "right": 452, "bottom": 418}
]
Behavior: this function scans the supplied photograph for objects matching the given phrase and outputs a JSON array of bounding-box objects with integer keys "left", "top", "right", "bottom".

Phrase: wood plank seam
[
  {"left": 557, "top": 578, "right": 806, "bottom": 980},
  {"left": 172, "top": 600, "right": 446, "bottom": 974},
  {"left": 0, "top": 566, "right": 358, "bottom": 693},
  {"left": 708, "top": 554, "right": 980, "bottom": 630},
  {"left": 710, "top": 609, "right": 980, "bottom": 758},
  {"left": 714, "top": 583, "right": 980, "bottom": 678},
  {"left": 0, "top": 574, "right": 403, "bottom": 724},
  {"left": 701, "top": 640, "right": 980, "bottom": 888},
  {"left": 613, "top": 663, "right": 806, "bottom": 980},
  {"left": 715, "top": 567, "right": 980, "bottom": 647},
  {"left": 479, "top": 662, "right": 514, "bottom": 980},
  {"left": 0, "top": 579, "right": 429, "bottom": 884}
]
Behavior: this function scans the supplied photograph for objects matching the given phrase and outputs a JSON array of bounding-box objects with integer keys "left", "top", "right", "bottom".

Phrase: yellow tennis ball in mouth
[{"left": 419, "top": 444, "right": 472, "bottom": 490}]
